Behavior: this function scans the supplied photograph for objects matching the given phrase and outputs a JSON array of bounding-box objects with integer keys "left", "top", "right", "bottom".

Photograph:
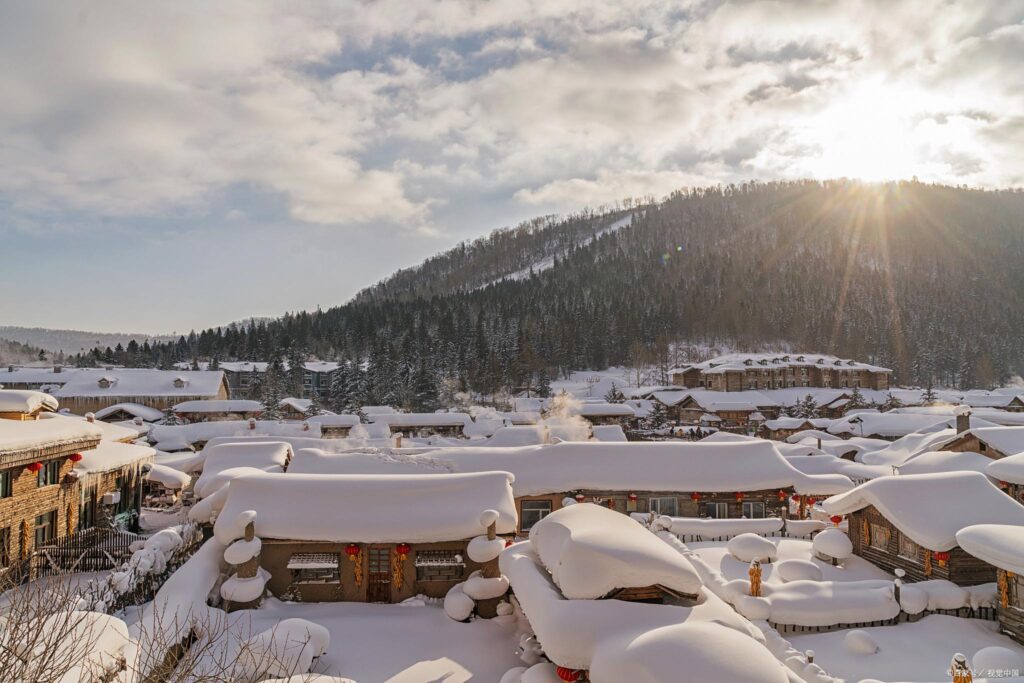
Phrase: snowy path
[{"left": 227, "top": 598, "right": 522, "bottom": 682}]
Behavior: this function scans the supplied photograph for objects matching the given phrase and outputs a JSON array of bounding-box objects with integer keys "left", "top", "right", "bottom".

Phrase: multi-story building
[
  {"left": 220, "top": 361, "right": 339, "bottom": 400},
  {"left": 670, "top": 353, "right": 891, "bottom": 392}
]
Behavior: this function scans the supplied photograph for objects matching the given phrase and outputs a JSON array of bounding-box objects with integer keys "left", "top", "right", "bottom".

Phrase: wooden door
[{"left": 366, "top": 545, "right": 392, "bottom": 603}]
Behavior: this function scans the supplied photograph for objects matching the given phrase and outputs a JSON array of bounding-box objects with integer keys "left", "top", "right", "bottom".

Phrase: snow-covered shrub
[
  {"left": 775, "top": 559, "right": 823, "bottom": 583},
  {"left": 973, "top": 646, "right": 1024, "bottom": 675},
  {"left": 443, "top": 583, "right": 476, "bottom": 621},
  {"left": 238, "top": 618, "right": 330, "bottom": 680},
  {"left": 844, "top": 629, "right": 878, "bottom": 654},
  {"left": 727, "top": 533, "right": 778, "bottom": 563},
  {"left": 520, "top": 662, "right": 562, "bottom": 682},
  {"left": 812, "top": 528, "right": 852, "bottom": 563}
]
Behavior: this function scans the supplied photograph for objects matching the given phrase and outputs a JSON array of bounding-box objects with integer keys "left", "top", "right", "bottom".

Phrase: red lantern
[
  {"left": 68, "top": 453, "right": 84, "bottom": 463},
  {"left": 734, "top": 492, "right": 745, "bottom": 502},
  {"left": 791, "top": 494, "right": 800, "bottom": 503},
  {"left": 830, "top": 515, "right": 842, "bottom": 526},
  {"left": 690, "top": 492, "right": 701, "bottom": 501},
  {"left": 26, "top": 462, "right": 43, "bottom": 473},
  {"left": 344, "top": 544, "right": 360, "bottom": 557},
  {"left": 555, "top": 667, "right": 581, "bottom": 682},
  {"left": 807, "top": 497, "right": 817, "bottom": 505},
  {"left": 396, "top": 543, "right": 411, "bottom": 557},
  {"left": 575, "top": 493, "right": 585, "bottom": 502},
  {"left": 1000, "top": 481, "right": 1009, "bottom": 489},
  {"left": 934, "top": 550, "right": 951, "bottom": 565},
  {"left": 504, "top": 538, "right": 514, "bottom": 548},
  {"left": 627, "top": 492, "right": 638, "bottom": 502},
  {"left": 777, "top": 490, "right": 787, "bottom": 501}
]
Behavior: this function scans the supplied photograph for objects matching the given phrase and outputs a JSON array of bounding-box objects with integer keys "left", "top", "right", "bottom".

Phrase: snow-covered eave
[{"left": 956, "top": 524, "right": 1024, "bottom": 575}]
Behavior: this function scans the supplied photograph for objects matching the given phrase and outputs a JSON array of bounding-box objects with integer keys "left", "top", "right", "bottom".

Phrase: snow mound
[
  {"left": 736, "top": 595, "right": 772, "bottom": 620},
  {"left": 972, "top": 646, "right": 1024, "bottom": 675},
  {"left": 464, "top": 571, "right": 510, "bottom": 600},
  {"left": 775, "top": 559, "right": 823, "bottom": 583},
  {"left": 812, "top": 528, "right": 853, "bottom": 561},
  {"left": 499, "top": 667, "right": 528, "bottom": 683},
  {"left": 521, "top": 663, "right": 561, "bottom": 682},
  {"left": 784, "top": 519, "right": 827, "bottom": 538},
  {"left": 899, "top": 585, "right": 928, "bottom": 614},
  {"left": 265, "top": 677, "right": 357, "bottom": 683},
  {"left": 467, "top": 535, "right": 506, "bottom": 564},
  {"left": 661, "top": 516, "right": 784, "bottom": 540},
  {"left": 530, "top": 503, "right": 702, "bottom": 599},
  {"left": 224, "top": 537, "right": 262, "bottom": 565},
  {"left": 241, "top": 618, "right": 330, "bottom": 679},
  {"left": 844, "top": 629, "right": 878, "bottom": 654},
  {"left": 727, "top": 533, "right": 778, "bottom": 563},
  {"left": 220, "top": 567, "right": 269, "bottom": 603},
  {"left": 480, "top": 509, "right": 501, "bottom": 527},
  {"left": 444, "top": 583, "right": 476, "bottom": 621},
  {"left": 589, "top": 622, "right": 790, "bottom": 683}
]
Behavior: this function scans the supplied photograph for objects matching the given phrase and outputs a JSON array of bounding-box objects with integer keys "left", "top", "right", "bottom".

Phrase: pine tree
[
  {"left": 846, "top": 386, "right": 865, "bottom": 410},
  {"left": 411, "top": 363, "right": 440, "bottom": 412},
  {"left": 922, "top": 382, "right": 938, "bottom": 406},
  {"left": 603, "top": 383, "right": 624, "bottom": 403},
  {"left": 535, "top": 370, "right": 552, "bottom": 398}
]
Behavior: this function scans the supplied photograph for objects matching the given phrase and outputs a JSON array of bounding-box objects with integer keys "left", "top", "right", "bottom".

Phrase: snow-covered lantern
[
  {"left": 690, "top": 492, "right": 701, "bottom": 502},
  {"left": 26, "top": 462, "right": 43, "bottom": 473},
  {"left": 933, "top": 550, "right": 951, "bottom": 567},
  {"left": 556, "top": 667, "right": 582, "bottom": 682},
  {"left": 574, "top": 493, "right": 585, "bottom": 503},
  {"left": 829, "top": 515, "right": 842, "bottom": 527},
  {"left": 68, "top": 453, "right": 83, "bottom": 463}
]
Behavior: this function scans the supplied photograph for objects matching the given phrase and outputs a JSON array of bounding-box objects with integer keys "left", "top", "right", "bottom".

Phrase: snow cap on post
[{"left": 480, "top": 509, "right": 500, "bottom": 528}]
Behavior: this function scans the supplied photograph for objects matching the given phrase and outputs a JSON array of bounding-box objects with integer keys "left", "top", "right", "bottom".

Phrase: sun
[{"left": 801, "top": 80, "right": 925, "bottom": 182}]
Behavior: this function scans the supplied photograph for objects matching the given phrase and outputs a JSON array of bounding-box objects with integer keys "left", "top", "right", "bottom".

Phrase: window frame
[
  {"left": 520, "top": 499, "right": 553, "bottom": 530},
  {"left": 869, "top": 523, "right": 891, "bottom": 551},
  {"left": 897, "top": 532, "right": 920, "bottom": 561},
  {"left": 0, "top": 469, "right": 12, "bottom": 498},
  {"left": 742, "top": 501, "right": 766, "bottom": 519},
  {"left": 703, "top": 502, "right": 728, "bottom": 519},
  {"left": 648, "top": 496, "right": 678, "bottom": 516},
  {"left": 287, "top": 553, "right": 341, "bottom": 584},
  {"left": 34, "top": 510, "right": 57, "bottom": 546},
  {"left": 37, "top": 460, "right": 61, "bottom": 487}
]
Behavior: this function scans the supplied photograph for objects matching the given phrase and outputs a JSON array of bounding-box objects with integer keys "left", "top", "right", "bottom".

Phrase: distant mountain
[
  {"left": 72, "top": 180, "right": 1024, "bottom": 394},
  {"left": 0, "top": 326, "right": 175, "bottom": 356}
]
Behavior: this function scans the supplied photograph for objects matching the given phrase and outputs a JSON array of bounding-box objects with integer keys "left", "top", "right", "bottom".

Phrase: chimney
[
  {"left": 54, "top": 365, "right": 62, "bottom": 374},
  {"left": 394, "top": 432, "right": 403, "bottom": 448},
  {"left": 954, "top": 405, "right": 971, "bottom": 434}
]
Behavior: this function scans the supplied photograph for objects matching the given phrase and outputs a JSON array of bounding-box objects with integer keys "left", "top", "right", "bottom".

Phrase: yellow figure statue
[{"left": 749, "top": 558, "right": 763, "bottom": 598}]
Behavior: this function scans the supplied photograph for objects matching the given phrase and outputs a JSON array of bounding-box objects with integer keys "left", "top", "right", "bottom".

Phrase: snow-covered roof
[
  {"left": 950, "top": 426, "right": 1024, "bottom": 457},
  {"left": 0, "top": 366, "right": 81, "bottom": 384},
  {"left": 150, "top": 420, "right": 320, "bottom": 450},
  {"left": 963, "top": 394, "right": 1024, "bottom": 408},
  {"left": 484, "top": 425, "right": 548, "bottom": 447},
  {"left": 530, "top": 504, "right": 702, "bottom": 599},
  {"left": 288, "top": 441, "right": 854, "bottom": 496},
  {"left": 591, "top": 424, "right": 627, "bottom": 442},
  {"left": 896, "top": 450, "right": 998, "bottom": 478},
  {"left": 672, "top": 353, "right": 891, "bottom": 375},
  {"left": 173, "top": 400, "right": 263, "bottom": 413},
  {"left": 63, "top": 414, "right": 140, "bottom": 442},
  {"left": 193, "top": 441, "right": 293, "bottom": 497},
  {"left": 651, "top": 389, "right": 779, "bottom": 410},
  {"left": 213, "top": 471, "right": 517, "bottom": 544},
  {"left": 823, "top": 472, "right": 1024, "bottom": 550},
  {"left": 987, "top": 452, "right": 1024, "bottom": 485},
  {"left": 828, "top": 413, "right": 949, "bottom": 438},
  {"left": 74, "top": 441, "right": 154, "bottom": 475},
  {"left": 0, "top": 389, "right": 59, "bottom": 414},
  {"left": 956, "top": 524, "right": 1024, "bottom": 575},
  {"left": 145, "top": 462, "right": 191, "bottom": 490},
  {"left": 93, "top": 402, "right": 166, "bottom": 422},
  {"left": 572, "top": 402, "right": 636, "bottom": 418},
  {"left": 368, "top": 412, "right": 471, "bottom": 428},
  {"left": 219, "top": 361, "right": 268, "bottom": 373},
  {"left": 763, "top": 417, "right": 814, "bottom": 431},
  {"left": 55, "top": 369, "right": 225, "bottom": 398},
  {"left": 699, "top": 431, "right": 824, "bottom": 457},
  {"left": 360, "top": 405, "right": 396, "bottom": 415},
  {"left": 0, "top": 412, "right": 103, "bottom": 456},
  {"left": 279, "top": 397, "right": 312, "bottom": 412},
  {"left": 783, "top": 455, "right": 886, "bottom": 481},
  {"left": 306, "top": 414, "right": 360, "bottom": 427}
]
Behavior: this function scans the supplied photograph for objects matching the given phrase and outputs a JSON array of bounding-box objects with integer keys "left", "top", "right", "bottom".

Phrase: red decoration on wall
[
  {"left": 68, "top": 453, "right": 84, "bottom": 463},
  {"left": 807, "top": 497, "right": 817, "bottom": 505},
  {"left": 791, "top": 494, "right": 800, "bottom": 503},
  {"left": 26, "top": 462, "right": 43, "bottom": 473},
  {"left": 627, "top": 493, "right": 638, "bottom": 502},
  {"left": 734, "top": 492, "right": 745, "bottom": 502},
  {"left": 934, "top": 550, "right": 951, "bottom": 566},
  {"left": 344, "top": 544, "right": 361, "bottom": 556},
  {"left": 504, "top": 539, "right": 514, "bottom": 548},
  {"left": 396, "top": 543, "right": 411, "bottom": 557},
  {"left": 777, "top": 490, "right": 787, "bottom": 501},
  {"left": 555, "top": 667, "right": 581, "bottom": 682},
  {"left": 690, "top": 492, "right": 701, "bottom": 501}
]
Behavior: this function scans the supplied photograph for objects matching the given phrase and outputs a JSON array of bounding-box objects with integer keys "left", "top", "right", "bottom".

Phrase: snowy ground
[
  {"left": 788, "top": 614, "right": 1024, "bottom": 682},
  {"left": 688, "top": 537, "right": 892, "bottom": 584},
  {"left": 223, "top": 598, "right": 522, "bottom": 682}
]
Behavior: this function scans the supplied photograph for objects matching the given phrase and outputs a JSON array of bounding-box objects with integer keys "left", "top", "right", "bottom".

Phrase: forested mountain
[{"left": 72, "top": 181, "right": 1024, "bottom": 403}]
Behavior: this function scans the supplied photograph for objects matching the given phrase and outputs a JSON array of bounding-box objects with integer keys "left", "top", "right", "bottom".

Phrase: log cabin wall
[{"left": 999, "top": 571, "right": 1024, "bottom": 646}]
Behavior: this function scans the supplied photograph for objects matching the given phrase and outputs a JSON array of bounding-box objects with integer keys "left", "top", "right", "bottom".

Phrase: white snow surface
[
  {"left": 74, "top": 440, "right": 154, "bottom": 475},
  {"left": 657, "top": 516, "right": 784, "bottom": 540},
  {"left": 172, "top": 399, "right": 263, "bottom": 413},
  {"left": 225, "top": 537, "right": 263, "bottom": 565},
  {"left": 151, "top": 420, "right": 320, "bottom": 450},
  {"left": 956, "top": 524, "right": 1024, "bottom": 575},
  {"left": 530, "top": 504, "right": 702, "bottom": 599},
  {"left": 467, "top": 535, "right": 506, "bottom": 563},
  {"left": 0, "top": 388, "right": 59, "bottom": 413},
  {"left": 145, "top": 462, "right": 190, "bottom": 489},
  {"left": 55, "top": 368, "right": 225, "bottom": 398},
  {"left": 812, "top": 528, "right": 853, "bottom": 560},
  {"left": 220, "top": 567, "right": 271, "bottom": 603},
  {"left": 988, "top": 451, "right": 1024, "bottom": 484},
  {"left": 192, "top": 440, "right": 292, "bottom": 497},
  {"left": 775, "top": 559, "right": 824, "bottom": 583},
  {"left": 287, "top": 441, "right": 854, "bottom": 496},
  {"left": 726, "top": 533, "right": 779, "bottom": 563},
  {"left": 94, "top": 402, "right": 166, "bottom": 422},
  {"left": 590, "top": 424, "right": 627, "bottom": 442},
  {"left": 823, "top": 472, "right": 1024, "bottom": 550},
  {"left": 0, "top": 411, "right": 103, "bottom": 454},
  {"left": 897, "top": 449, "right": 999, "bottom": 478},
  {"left": 213, "top": 471, "right": 517, "bottom": 544}
]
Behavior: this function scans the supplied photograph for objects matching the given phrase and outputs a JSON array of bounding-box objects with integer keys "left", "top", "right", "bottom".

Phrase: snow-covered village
[{"left": 4, "top": 2, "right": 1024, "bottom": 682}]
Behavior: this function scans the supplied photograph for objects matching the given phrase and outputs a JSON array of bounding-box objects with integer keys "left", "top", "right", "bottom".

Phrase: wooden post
[
  {"left": 237, "top": 520, "right": 259, "bottom": 580},
  {"left": 482, "top": 521, "right": 500, "bottom": 579}
]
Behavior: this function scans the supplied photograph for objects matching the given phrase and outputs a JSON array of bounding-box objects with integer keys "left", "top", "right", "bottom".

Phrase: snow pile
[
  {"left": 591, "top": 425, "right": 627, "bottom": 442},
  {"left": 775, "top": 560, "right": 823, "bottom": 583},
  {"left": 0, "top": 388, "right": 59, "bottom": 413},
  {"left": 988, "top": 451, "right": 1024, "bottom": 485},
  {"left": 443, "top": 510, "right": 512, "bottom": 621},
  {"left": 214, "top": 471, "right": 517, "bottom": 544},
  {"left": 192, "top": 441, "right": 292, "bottom": 497},
  {"left": 844, "top": 629, "right": 878, "bottom": 654},
  {"left": 530, "top": 504, "right": 702, "bottom": 599},
  {"left": 237, "top": 618, "right": 330, "bottom": 680},
  {"left": 956, "top": 523, "right": 1024, "bottom": 575},
  {"left": 785, "top": 519, "right": 827, "bottom": 538},
  {"left": 651, "top": 515, "right": 787, "bottom": 541},
  {"left": 443, "top": 583, "right": 477, "bottom": 621},
  {"left": 812, "top": 529, "right": 853, "bottom": 562},
  {"left": 0, "top": 412, "right": 102, "bottom": 455},
  {"left": 485, "top": 425, "right": 549, "bottom": 447},
  {"left": 824, "top": 472, "right": 1024, "bottom": 551},
  {"left": 220, "top": 510, "right": 268, "bottom": 605},
  {"left": 897, "top": 450, "right": 997, "bottom": 477},
  {"left": 145, "top": 462, "right": 191, "bottom": 490},
  {"left": 972, "top": 646, "right": 1024, "bottom": 675},
  {"left": 221, "top": 568, "right": 271, "bottom": 603},
  {"left": 727, "top": 534, "right": 779, "bottom": 563}
]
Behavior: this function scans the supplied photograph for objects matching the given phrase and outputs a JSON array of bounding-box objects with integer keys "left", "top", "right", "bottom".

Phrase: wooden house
[
  {"left": 760, "top": 417, "right": 816, "bottom": 441},
  {"left": 93, "top": 402, "right": 166, "bottom": 424},
  {"left": 71, "top": 440, "right": 154, "bottom": 532},
  {"left": 0, "top": 365, "right": 78, "bottom": 393},
  {"left": 988, "top": 454, "right": 1024, "bottom": 505},
  {"left": 941, "top": 426, "right": 1024, "bottom": 461},
  {"left": 956, "top": 524, "right": 1024, "bottom": 646},
  {"left": 368, "top": 412, "right": 471, "bottom": 438},
  {"left": 172, "top": 399, "right": 264, "bottom": 423},
  {"left": 571, "top": 402, "right": 637, "bottom": 426},
  {"left": 307, "top": 414, "right": 361, "bottom": 439},
  {"left": 0, "top": 395, "right": 103, "bottom": 572},
  {"left": 211, "top": 471, "right": 516, "bottom": 607},
  {"left": 823, "top": 472, "right": 1024, "bottom": 585},
  {"left": 55, "top": 369, "right": 229, "bottom": 414},
  {"left": 670, "top": 354, "right": 891, "bottom": 392}
]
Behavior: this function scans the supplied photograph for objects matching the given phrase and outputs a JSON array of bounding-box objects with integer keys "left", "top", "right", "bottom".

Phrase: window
[
  {"left": 742, "top": 502, "right": 766, "bottom": 519},
  {"left": 0, "top": 470, "right": 11, "bottom": 498},
  {"left": 897, "top": 533, "right": 920, "bottom": 561},
  {"left": 415, "top": 550, "right": 466, "bottom": 582},
  {"left": 287, "top": 553, "right": 340, "bottom": 583},
  {"left": 648, "top": 497, "right": 678, "bottom": 516},
  {"left": 34, "top": 510, "right": 57, "bottom": 546},
  {"left": 869, "top": 523, "right": 890, "bottom": 550},
  {"left": 0, "top": 527, "right": 9, "bottom": 568},
  {"left": 115, "top": 475, "right": 132, "bottom": 515},
  {"left": 37, "top": 460, "right": 61, "bottom": 487},
  {"left": 79, "top": 484, "right": 97, "bottom": 531},
  {"left": 521, "top": 500, "right": 552, "bottom": 530},
  {"left": 703, "top": 502, "right": 728, "bottom": 519}
]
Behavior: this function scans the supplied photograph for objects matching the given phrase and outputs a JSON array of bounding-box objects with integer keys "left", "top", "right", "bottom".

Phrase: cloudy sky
[{"left": 2, "top": 1, "right": 1022, "bottom": 333}]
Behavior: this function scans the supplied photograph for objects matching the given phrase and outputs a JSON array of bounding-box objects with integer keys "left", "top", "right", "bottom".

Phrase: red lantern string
[
  {"left": 690, "top": 492, "right": 701, "bottom": 501},
  {"left": 344, "top": 544, "right": 360, "bottom": 557},
  {"left": 555, "top": 667, "right": 581, "bottom": 682},
  {"left": 69, "top": 453, "right": 84, "bottom": 463},
  {"left": 26, "top": 462, "right": 43, "bottom": 473}
]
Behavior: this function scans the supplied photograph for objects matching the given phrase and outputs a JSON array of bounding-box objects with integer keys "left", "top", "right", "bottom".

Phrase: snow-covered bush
[
  {"left": 812, "top": 528, "right": 852, "bottom": 564},
  {"left": 775, "top": 559, "right": 823, "bottom": 583},
  {"left": 844, "top": 629, "right": 878, "bottom": 654},
  {"left": 727, "top": 533, "right": 778, "bottom": 563},
  {"left": 237, "top": 618, "right": 330, "bottom": 680},
  {"left": 973, "top": 646, "right": 1024, "bottom": 675},
  {"left": 443, "top": 510, "right": 510, "bottom": 621}
]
